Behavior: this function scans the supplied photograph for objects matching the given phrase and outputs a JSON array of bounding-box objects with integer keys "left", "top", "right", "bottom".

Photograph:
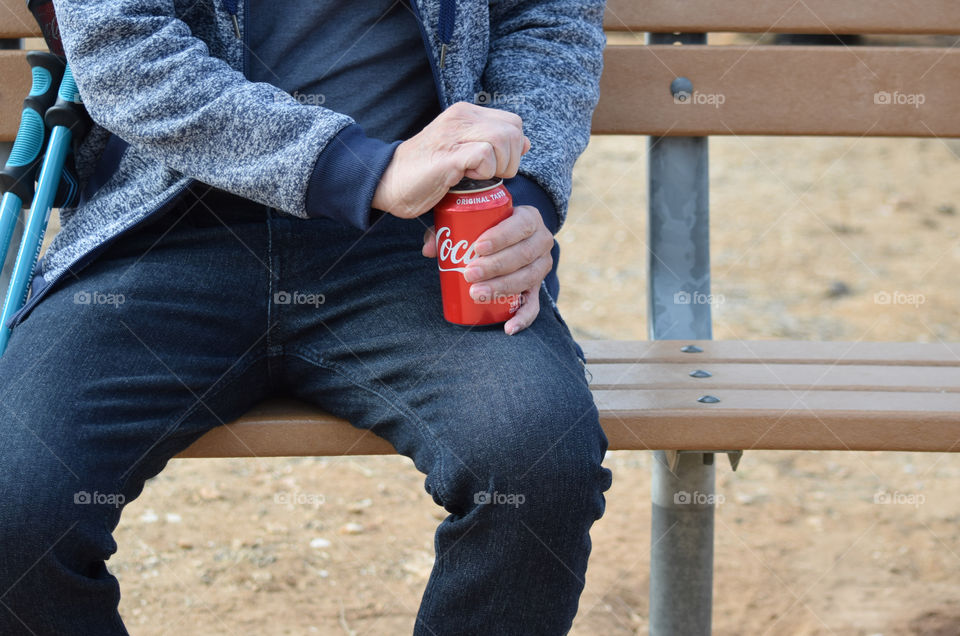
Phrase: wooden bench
[
  {"left": 174, "top": 339, "right": 960, "bottom": 458},
  {"left": 3, "top": 0, "right": 960, "bottom": 633}
]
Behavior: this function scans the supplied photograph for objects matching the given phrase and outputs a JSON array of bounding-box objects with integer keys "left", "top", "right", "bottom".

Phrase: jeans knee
[
  {"left": 435, "top": 393, "right": 612, "bottom": 521},
  {"left": 0, "top": 471, "right": 119, "bottom": 579}
]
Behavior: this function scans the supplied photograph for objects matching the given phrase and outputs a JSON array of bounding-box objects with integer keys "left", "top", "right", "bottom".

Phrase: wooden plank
[
  {"left": 6, "top": 46, "right": 960, "bottom": 139},
  {"left": 602, "top": 0, "right": 960, "bottom": 35},
  {"left": 0, "top": 0, "right": 38, "bottom": 38},
  {"left": 580, "top": 340, "right": 960, "bottom": 366},
  {"left": 175, "top": 341, "right": 960, "bottom": 457},
  {"left": 0, "top": 50, "right": 30, "bottom": 142},
  {"left": 176, "top": 386, "right": 960, "bottom": 458},
  {"left": 588, "top": 362, "right": 960, "bottom": 393},
  {"left": 595, "top": 389, "right": 960, "bottom": 452},
  {"left": 593, "top": 45, "right": 960, "bottom": 137},
  {"left": 8, "top": 0, "right": 960, "bottom": 39},
  {"left": 175, "top": 399, "right": 396, "bottom": 458}
]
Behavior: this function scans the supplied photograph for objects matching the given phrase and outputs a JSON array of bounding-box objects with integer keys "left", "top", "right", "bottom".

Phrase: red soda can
[{"left": 434, "top": 177, "right": 521, "bottom": 325}]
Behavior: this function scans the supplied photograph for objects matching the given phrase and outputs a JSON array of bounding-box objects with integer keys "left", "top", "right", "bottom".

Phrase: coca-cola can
[{"left": 434, "top": 177, "right": 521, "bottom": 325}]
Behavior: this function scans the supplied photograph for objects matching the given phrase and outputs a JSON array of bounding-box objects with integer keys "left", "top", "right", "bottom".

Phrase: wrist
[
  {"left": 371, "top": 157, "right": 398, "bottom": 214},
  {"left": 306, "top": 124, "right": 400, "bottom": 230}
]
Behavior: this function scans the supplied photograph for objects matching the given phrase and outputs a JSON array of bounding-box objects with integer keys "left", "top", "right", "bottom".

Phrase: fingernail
[
  {"left": 470, "top": 285, "right": 491, "bottom": 302},
  {"left": 464, "top": 266, "right": 484, "bottom": 282}
]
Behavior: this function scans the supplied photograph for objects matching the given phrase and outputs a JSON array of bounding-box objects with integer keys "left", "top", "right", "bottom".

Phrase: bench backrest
[{"left": 2, "top": 0, "right": 960, "bottom": 140}]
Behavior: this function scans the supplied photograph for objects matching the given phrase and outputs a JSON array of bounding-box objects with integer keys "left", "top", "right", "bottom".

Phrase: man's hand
[
  {"left": 423, "top": 205, "right": 553, "bottom": 335},
  {"left": 372, "top": 102, "right": 530, "bottom": 219}
]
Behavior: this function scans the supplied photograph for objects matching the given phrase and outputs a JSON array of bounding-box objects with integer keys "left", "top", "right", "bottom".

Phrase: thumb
[{"left": 422, "top": 225, "right": 437, "bottom": 258}]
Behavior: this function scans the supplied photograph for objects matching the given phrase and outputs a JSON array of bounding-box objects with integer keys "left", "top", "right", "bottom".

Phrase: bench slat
[
  {"left": 175, "top": 339, "right": 960, "bottom": 459},
  {"left": 603, "top": 0, "right": 960, "bottom": 34},
  {"left": 0, "top": 50, "right": 31, "bottom": 141},
  {"left": 175, "top": 383, "right": 960, "bottom": 459},
  {"left": 589, "top": 362, "right": 960, "bottom": 393},
  {"left": 4, "top": 0, "right": 960, "bottom": 39},
  {"left": 175, "top": 399, "right": 396, "bottom": 458},
  {"left": 595, "top": 388, "right": 960, "bottom": 453},
  {"left": 5, "top": 46, "right": 960, "bottom": 140},
  {"left": 594, "top": 45, "right": 960, "bottom": 137},
  {"left": 580, "top": 340, "right": 960, "bottom": 366},
  {"left": 0, "top": 0, "right": 36, "bottom": 38}
]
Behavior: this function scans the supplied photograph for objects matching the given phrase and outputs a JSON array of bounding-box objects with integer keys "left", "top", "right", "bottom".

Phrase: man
[{"left": 0, "top": 0, "right": 612, "bottom": 633}]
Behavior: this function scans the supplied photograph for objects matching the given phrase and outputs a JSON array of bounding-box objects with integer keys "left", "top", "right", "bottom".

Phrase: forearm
[{"left": 53, "top": 0, "right": 360, "bottom": 219}]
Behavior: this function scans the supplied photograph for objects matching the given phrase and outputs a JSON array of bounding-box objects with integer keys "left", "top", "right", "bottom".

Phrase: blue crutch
[
  {"left": 0, "top": 51, "right": 64, "bottom": 277},
  {"left": 0, "top": 62, "right": 87, "bottom": 354}
]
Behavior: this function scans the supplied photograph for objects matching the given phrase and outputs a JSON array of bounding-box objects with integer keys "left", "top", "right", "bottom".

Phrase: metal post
[{"left": 647, "top": 30, "right": 714, "bottom": 636}]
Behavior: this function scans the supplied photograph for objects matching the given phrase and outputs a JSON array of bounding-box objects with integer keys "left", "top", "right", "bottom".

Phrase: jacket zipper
[
  {"left": 436, "top": 0, "right": 456, "bottom": 69},
  {"left": 241, "top": 0, "right": 249, "bottom": 73},
  {"left": 223, "top": 0, "right": 241, "bottom": 38}
]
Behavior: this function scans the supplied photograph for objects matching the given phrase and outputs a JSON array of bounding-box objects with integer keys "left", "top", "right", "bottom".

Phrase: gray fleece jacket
[{"left": 14, "top": 0, "right": 605, "bottom": 326}]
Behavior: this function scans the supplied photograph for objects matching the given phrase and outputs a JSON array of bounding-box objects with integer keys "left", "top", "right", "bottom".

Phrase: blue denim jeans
[{"left": 0, "top": 184, "right": 612, "bottom": 635}]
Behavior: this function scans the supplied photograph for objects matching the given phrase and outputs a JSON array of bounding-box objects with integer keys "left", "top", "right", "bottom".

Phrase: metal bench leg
[
  {"left": 647, "top": 53, "right": 714, "bottom": 631},
  {"left": 651, "top": 450, "right": 715, "bottom": 634}
]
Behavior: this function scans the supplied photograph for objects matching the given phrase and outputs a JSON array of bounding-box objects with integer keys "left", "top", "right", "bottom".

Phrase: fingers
[
  {"left": 446, "top": 102, "right": 528, "bottom": 179},
  {"left": 504, "top": 286, "right": 539, "bottom": 335},
  {"left": 469, "top": 206, "right": 544, "bottom": 258},
  {"left": 462, "top": 205, "right": 552, "bottom": 302},
  {"left": 454, "top": 141, "right": 499, "bottom": 181},
  {"left": 467, "top": 253, "right": 552, "bottom": 303}
]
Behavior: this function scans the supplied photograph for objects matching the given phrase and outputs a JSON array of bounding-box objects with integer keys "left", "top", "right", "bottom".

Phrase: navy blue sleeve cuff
[
  {"left": 503, "top": 174, "right": 562, "bottom": 301},
  {"left": 503, "top": 174, "right": 559, "bottom": 234},
  {"left": 306, "top": 123, "right": 401, "bottom": 231}
]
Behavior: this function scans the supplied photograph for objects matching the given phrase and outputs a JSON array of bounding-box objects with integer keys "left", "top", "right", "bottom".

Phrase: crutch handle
[
  {"left": 44, "top": 64, "right": 90, "bottom": 142},
  {"left": 0, "top": 51, "right": 65, "bottom": 206}
]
